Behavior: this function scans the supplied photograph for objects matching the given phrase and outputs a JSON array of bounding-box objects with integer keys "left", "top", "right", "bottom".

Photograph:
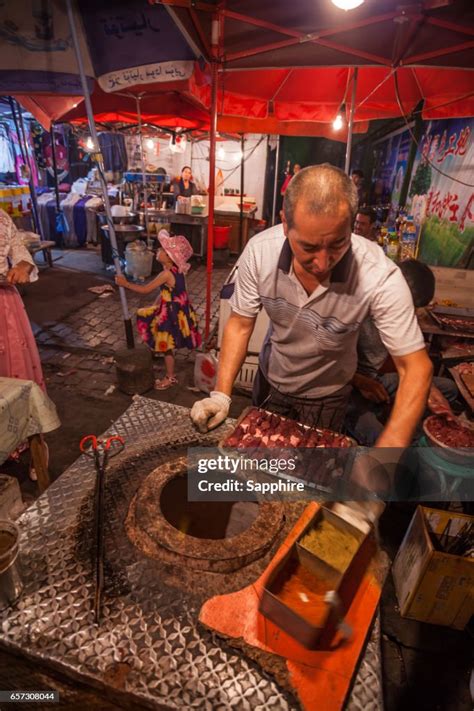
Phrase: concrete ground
[{"left": 3, "top": 247, "right": 473, "bottom": 710}]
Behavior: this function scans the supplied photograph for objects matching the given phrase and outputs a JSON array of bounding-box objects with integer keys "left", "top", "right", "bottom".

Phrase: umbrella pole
[
  {"left": 239, "top": 133, "right": 244, "bottom": 249},
  {"left": 8, "top": 97, "right": 42, "bottom": 237},
  {"left": 271, "top": 135, "right": 280, "bottom": 226},
  {"left": 49, "top": 124, "right": 62, "bottom": 214},
  {"left": 16, "top": 102, "right": 42, "bottom": 237},
  {"left": 344, "top": 68, "right": 358, "bottom": 175},
  {"left": 205, "top": 58, "right": 218, "bottom": 341},
  {"left": 135, "top": 95, "right": 150, "bottom": 240},
  {"left": 48, "top": 122, "right": 68, "bottom": 241},
  {"left": 66, "top": 0, "right": 134, "bottom": 349}
]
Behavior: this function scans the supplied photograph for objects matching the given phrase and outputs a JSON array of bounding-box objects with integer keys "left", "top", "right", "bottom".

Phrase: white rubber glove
[{"left": 190, "top": 391, "right": 231, "bottom": 433}]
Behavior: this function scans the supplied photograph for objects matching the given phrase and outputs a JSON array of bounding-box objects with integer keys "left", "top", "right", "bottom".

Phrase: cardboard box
[{"left": 392, "top": 506, "right": 474, "bottom": 629}]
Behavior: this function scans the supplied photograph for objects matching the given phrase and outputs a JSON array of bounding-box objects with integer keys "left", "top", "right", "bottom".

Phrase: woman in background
[
  {"left": 171, "top": 166, "right": 199, "bottom": 247},
  {"left": 172, "top": 165, "right": 198, "bottom": 206},
  {"left": 0, "top": 210, "right": 52, "bottom": 481},
  {"left": 0, "top": 210, "right": 45, "bottom": 390}
]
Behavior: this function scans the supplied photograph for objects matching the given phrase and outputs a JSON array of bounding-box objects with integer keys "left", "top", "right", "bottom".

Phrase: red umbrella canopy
[
  {"left": 157, "top": 0, "right": 474, "bottom": 125},
  {"left": 163, "top": 0, "right": 474, "bottom": 71},
  {"left": 209, "top": 66, "right": 474, "bottom": 124},
  {"left": 59, "top": 87, "right": 209, "bottom": 129}
]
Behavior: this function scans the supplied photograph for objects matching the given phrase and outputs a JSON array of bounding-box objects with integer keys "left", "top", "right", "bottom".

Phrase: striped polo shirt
[{"left": 229, "top": 224, "right": 426, "bottom": 398}]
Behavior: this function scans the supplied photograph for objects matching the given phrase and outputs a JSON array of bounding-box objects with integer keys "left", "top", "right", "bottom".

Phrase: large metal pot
[
  {"left": 98, "top": 212, "right": 138, "bottom": 226},
  {"left": 101, "top": 224, "right": 144, "bottom": 238},
  {"left": 113, "top": 212, "right": 137, "bottom": 225}
]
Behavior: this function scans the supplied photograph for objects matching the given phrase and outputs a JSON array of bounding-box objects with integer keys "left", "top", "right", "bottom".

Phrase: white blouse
[{"left": 0, "top": 210, "right": 38, "bottom": 281}]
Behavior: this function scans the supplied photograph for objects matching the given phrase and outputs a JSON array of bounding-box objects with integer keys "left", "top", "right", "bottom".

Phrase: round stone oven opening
[
  {"left": 125, "top": 456, "right": 285, "bottom": 573},
  {"left": 160, "top": 474, "right": 259, "bottom": 540}
]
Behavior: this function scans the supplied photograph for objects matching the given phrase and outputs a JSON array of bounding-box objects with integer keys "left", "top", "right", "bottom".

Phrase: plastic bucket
[{"left": 214, "top": 225, "right": 231, "bottom": 249}]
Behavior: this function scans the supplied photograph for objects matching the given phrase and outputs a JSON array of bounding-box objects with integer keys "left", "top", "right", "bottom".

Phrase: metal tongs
[{"left": 80, "top": 434, "right": 125, "bottom": 624}]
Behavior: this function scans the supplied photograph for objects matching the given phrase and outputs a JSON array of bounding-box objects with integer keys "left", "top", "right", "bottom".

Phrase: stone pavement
[
  {"left": 33, "top": 261, "right": 232, "bottom": 401},
  {"left": 35, "top": 262, "right": 231, "bottom": 359}
]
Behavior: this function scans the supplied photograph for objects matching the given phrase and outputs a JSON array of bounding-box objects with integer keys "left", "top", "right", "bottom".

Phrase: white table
[{"left": 0, "top": 377, "right": 60, "bottom": 492}]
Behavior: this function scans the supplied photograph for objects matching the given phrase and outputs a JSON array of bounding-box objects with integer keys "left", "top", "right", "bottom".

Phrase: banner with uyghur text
[{"left": 406, "top": 118, "right": 474, "bottom": 268}]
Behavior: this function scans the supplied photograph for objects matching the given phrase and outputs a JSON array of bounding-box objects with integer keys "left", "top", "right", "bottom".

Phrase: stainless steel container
[
  {"left": 0, "top": 520, "right": 23, "bottom": 610},
  {"left": 259, "top": 507, "right": 371, "bottom": 649},
  {"left": 98, "top": 211, "right": 138, "bottom": 226},
  {"left": 100, "top": 224, "right": 145, "bottom": 242},
  {"left": 112, "top": 212, "right": 138, "bottom": 225}
]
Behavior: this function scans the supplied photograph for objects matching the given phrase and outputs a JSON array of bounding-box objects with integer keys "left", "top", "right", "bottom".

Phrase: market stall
[{"left": 1, "top": 3, "right": 473, "bottom": 709}]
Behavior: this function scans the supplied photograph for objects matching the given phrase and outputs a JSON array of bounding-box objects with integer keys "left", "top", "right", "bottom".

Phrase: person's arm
[
  {"left": 370, "top": 264, "right": 431, "bottom": 447},
  {"left": 115, "top": 270, "right": 173, "bottom": 295},
  {"left": 215, "top": 312, "right": 256, "bottom": 396},
  {"left": 375, "top": 348, "right": 432, "bottom": 447},
  {"left": 6, "top": 220, "right": 38, "bottom": 284},
  {"left": 190, "top": 311, "right": 255, "bottom": 432},
  {"left": 350, "top": 348, "right": 432, "bottom": 495},
  {"left": 191, "top": 238, "right": 262, "bottom": 432}
]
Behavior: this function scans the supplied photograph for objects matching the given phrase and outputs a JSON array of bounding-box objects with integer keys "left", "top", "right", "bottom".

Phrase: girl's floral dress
[{"left": 136, "top": 267, "right": 202, "bottom": 352}]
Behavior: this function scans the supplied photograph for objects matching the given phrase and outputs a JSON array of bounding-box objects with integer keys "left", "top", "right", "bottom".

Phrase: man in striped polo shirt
[{"left": 191, "top": 164, "right": 433, "bottom": 448}]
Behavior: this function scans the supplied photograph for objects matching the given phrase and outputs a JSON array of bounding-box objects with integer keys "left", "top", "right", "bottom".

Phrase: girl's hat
[{"left": 158, "top": 230, "right": 193, "bottom": 274}]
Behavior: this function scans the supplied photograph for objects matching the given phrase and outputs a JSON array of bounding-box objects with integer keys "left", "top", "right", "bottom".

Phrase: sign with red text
[{"left": 407, "top": 118, "right": 474, "bottom": 268}]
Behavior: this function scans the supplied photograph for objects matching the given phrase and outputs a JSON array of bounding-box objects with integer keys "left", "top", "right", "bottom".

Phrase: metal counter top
[{"left": 0, "top": 397, "right": 383, "bottom": 710}]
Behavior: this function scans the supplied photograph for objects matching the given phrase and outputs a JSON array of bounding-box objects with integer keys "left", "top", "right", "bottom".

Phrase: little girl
[{"left": 115, "top": 230, "right": 202, "bottom": 389}]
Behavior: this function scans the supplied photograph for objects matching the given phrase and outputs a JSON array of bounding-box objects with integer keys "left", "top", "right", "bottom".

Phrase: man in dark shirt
[{"left": 347, "top": 259, "right": 459, "bottom": 445}]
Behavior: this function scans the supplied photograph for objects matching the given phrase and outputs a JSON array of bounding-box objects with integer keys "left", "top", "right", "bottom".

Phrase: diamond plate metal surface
[{"left": 0, "top": 396, "right": 383, "bottom": 710}]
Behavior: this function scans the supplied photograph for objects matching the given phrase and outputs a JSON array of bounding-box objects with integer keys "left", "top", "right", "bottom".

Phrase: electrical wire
[
  {"left": 394, "top": 71, "right": 474, "bottom": 188},
  {"left": 192, "top": 135, "right": 265, "bottom": 187}
]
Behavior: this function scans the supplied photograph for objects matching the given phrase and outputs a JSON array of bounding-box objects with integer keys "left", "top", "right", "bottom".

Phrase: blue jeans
[{"left": 346, "top": 373, "right": 459, "bottom": 446}]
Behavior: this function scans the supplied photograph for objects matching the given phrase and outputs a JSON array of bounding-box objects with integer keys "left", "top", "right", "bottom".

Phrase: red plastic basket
[{"left": 214, "top": 225, "right": 231, "bottom": 249}]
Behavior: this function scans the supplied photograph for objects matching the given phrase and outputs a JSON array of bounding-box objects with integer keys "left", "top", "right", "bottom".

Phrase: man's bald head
[{"left": 283, "top": 163, "right": 358, "bottom": 229}]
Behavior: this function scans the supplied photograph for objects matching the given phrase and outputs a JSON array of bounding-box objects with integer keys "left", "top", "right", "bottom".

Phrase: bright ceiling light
[
  {"left": 333, "top": 113, "right": 344, "bottom": 131},
  {"left": 86, "top": 137, "right": 94, "bottom": 150},
  {"left": 331, "top": 0, "right": 364, "bottom": 10},
  {"left": 217, "top": 146, "right": 226, "bottom": 159},
  {"left": 146, "top": 138, "right": 155, "bottom": 150}
]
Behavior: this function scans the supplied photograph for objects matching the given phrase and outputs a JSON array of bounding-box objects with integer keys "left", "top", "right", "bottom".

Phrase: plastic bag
[{"left": 194, "top": 351, "right": 218, "bottom": 394}]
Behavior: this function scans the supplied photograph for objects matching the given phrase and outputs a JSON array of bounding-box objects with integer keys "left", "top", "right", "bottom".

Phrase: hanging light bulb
[
  {"left": 217, "top": 146, "right": 226, "bottom": 160},
  {"left": 331, "top": 0, "right": 364, "bottom": 10},
  {"left": 146, "top": 138, "right": 155, "bottom": 150},
  {"left": 86, "top": 136, "right": 94, "bottom": 150},
  {"left": 332, "top": 102, "right": 346, "bottom": 131}
]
